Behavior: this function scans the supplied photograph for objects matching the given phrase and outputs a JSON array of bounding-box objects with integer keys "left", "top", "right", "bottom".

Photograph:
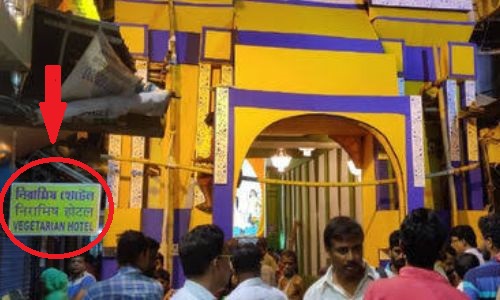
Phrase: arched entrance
[
  {"left": 212, "top": 87, "right": 425, "bottom": 265},
  {"left": 233, "top": 113, "right": 405, "bottom": 274}
]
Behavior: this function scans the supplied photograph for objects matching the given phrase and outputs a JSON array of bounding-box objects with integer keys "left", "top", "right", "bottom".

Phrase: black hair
[
  {"left": 450, "top": 225, "right": 477, "bottom": 247},
  {"left": 256, "top": 237, "right": 267, "bottom": 251},
  {"left": 147, "top": 237, "right": 160, "bottom": 253},
  {"left": 179, "top": 224, "right": 224, "bottom": 277},
  {"left": 389, "top": 230, "right": 401, "bottom": 249},
  {"left": 154, "top": 268, "right": 171, "bottom": 282},
  {"left": 454, "top": 253, "right": 480, "bottom": 279},
  {"left": 116, "top": 230, "right": 149, "bottom": 266},
  {"left": 323, "top": 216, "right": 364, "bottom": 250},
  {"left": 280, "top": 250, "right": 298, "bottom": 263},
  {"left": 231, "top": 243, "right": 262, "bottom": 275},
  {"left": 400, "top": 208, "right": 447, "bottom": 269},
  {"left": 478, "top": 214, "right": 500, "bottom": 249}
]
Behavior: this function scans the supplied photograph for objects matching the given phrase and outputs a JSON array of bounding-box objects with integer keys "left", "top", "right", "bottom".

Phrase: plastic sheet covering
[
  {"left": 34, "top": 87, "right": 170, "bottom": 123},
  {"left": 61, "top": 31, "right": 141, "bottom": 101}
]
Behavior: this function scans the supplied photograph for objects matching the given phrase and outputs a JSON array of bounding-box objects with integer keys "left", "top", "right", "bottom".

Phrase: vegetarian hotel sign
[{"left": 9, "top": 183, "right": 101, "bottom": 236}]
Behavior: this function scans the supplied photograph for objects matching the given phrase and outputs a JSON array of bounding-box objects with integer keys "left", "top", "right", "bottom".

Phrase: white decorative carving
[
  {"left": 130, "top": 136, "right": 145, "bottom": 208},
  {"left": 214, "top": 87, "right": 229, "bottom": 184},
  {"left": 107, "top": 135, "right": 121, "bottom": 208},
  {"left": 410, "top": 96, "right": 425, "bottom": 187},
  {"left": 371, "top": 0, "right": 472, "bottom": 11},
  {"left": 464, "top": 80, "right": 476, "bottom": 107},
  {"left": 195, "top": 63, "right": 212, "bottom": 159},
  {"left": 464, "top": 81, "right": 479, "bottom": 161},
  {"left": 446, "top": 80, "right": 461, "bottom": 162}
]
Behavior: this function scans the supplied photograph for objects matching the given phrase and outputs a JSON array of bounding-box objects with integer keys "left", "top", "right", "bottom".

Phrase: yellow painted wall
[
  {"left": 483, "top": 126, "right": 500, "bottom": 163},
  {"left": 372, "top": 20, "right": 473, "bottom": 47},
  {"left": 236, "top": 0, "right": 378, "bottom": 39},
  {"left": 115, "top": 1, "right": 232, "bottom": 32},
  {"left": 235, "top": 45, "right": 399, "bottom": 96},
  {"left": 369, "top": 7, "right": 470, "bottom": 22}
]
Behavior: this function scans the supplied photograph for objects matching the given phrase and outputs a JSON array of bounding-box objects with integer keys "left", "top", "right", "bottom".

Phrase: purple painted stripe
[
  {"left": 249, "top": 0, "right": 364, "bottom": 9},
  {"left": 372, "top": 16, "right": 474, "bottom": 26},
  {"left": 213, "top": 101, "right": 235, "bottom": 240},
  {"left": 237, "top": 31, "right": 384, "bottom": 53},
  {"left": 468, "top": 169, "right": 484, "bottom": 210},
  {"left": 101, "top": 258, "right": 118, "bottom": 280},
  {"left": 231, "top": 89, "right": 409, "bottom": 113},
  {"left": 436, "top": 210, "right": 451, "bottom": 231},
  {"left": 141, "top": 209, "right": 164, "bottom": 243},
  {"left": 173, "top": 208, "right": 191, "bottom": 243},
  {"left": 149, "top": 30, "right": 200, "bottom": 64},
  {"left": 403, "top": 46, "right": 436, "bottom": 81},
  {"left": 174, "top": 1, "right": 234, "bottom": 7},
  {"left": 117, "top": 0, "right": 168, "bottom": 4},
  {"left": 172, "top": 256, "right": 185, "bottom": 289}
]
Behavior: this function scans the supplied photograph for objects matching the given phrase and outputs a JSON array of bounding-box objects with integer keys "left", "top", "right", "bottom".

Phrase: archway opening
[{"left": 232, "top": 114, "right": 402, "bottom": 279}]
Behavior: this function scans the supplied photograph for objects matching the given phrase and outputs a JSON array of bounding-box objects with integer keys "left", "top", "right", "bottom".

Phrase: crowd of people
[{"left": 38, "top": 208, "right": 500, "bottom": 300}]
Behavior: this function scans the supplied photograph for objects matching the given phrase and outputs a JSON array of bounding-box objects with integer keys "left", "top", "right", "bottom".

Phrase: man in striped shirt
[{"left": 463, "top": 214, "right": 500, "bottom": 300}]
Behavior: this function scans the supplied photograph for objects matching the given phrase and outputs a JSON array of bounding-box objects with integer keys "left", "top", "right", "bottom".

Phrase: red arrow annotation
[{"left": 39, "top": 65, "right": 67, "bottom": 144}]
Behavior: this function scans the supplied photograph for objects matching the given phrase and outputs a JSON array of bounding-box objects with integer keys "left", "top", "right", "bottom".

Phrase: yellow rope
[{"left": 102, "top": 155, "right": 398, "bottom": 187}]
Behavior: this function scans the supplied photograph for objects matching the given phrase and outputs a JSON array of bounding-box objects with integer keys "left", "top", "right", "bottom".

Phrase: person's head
[
  {"left": 144, "top": 237, "right": 160, "bottom": 276},
  {"left": 116, "top": 230, "right": 155, "bottom": 272},
  {"left": 324, "top": 216, "right": 365, "bottom": 280},
  {"left": 249, "top": 189, "right": 257, "bottom": 198},
  {"left": 155, "top": 253, "right": 165, "bottom": 271},
  {"left": 179, "top": 224, "right": 231, "bottom": 290},
  {"left": 388, "top": 230, "right": 405, "bottom": 271},
  {"left": 68, "top": 254, "right": 88, "bottom": 277},
  {"left": 231, "top": 243, "right": 261, "bottom": 278},
  {"left": 440, "top": 245, "right": 457, "bottom": 275},
  {"left": 454, "top": 253, "right": 480, "bottom": 281},
  {"left": 256, "top": 237, "right": 268, "bottom": 255},
  {"left": 400, "top": 208, "right": 447, "bottom": 270},
  {"left": 450, "top": 225, "right": 477, "bottom": 254},
  {"left": 154, "top": 268, "right": 171, "bottom": 294},
  {"left": 478, "top": 214, "right": 500, "bottom": 256},
  {"left": 41, "top": 268, "right": 68, "bottom": 300},
  {"left": 280, "top": 250, "right": 298, "bottom": 278}
]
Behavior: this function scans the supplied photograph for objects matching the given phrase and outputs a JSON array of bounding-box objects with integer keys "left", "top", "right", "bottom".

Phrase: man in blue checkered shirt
[{"left": 84, "top": 230, "right": 163, "bottom": 300}]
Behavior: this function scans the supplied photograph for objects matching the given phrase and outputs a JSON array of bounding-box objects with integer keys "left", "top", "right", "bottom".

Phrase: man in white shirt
[
  {"left": 450, "top": 225, "right": 485, "bottom": 265},
  {"left": 304, "top": 216, "right": 378, "bottom": 300},
  {"left": 226, "top": 243, "right": 287, "bottom": 300},
  {"left": 172, "top": 225, "right": 232, "bottom": 300}
]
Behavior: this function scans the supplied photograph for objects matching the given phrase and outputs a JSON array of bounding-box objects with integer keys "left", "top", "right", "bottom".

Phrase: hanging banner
[{"left": 9, "top": 183, "right": 101, "bottom": 236}]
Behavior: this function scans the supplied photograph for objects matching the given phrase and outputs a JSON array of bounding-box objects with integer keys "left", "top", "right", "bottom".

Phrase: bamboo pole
[
  {"left": 103, "top": 155, "right": 397, "bottom": 188},
  {"left": 100, "top": 155, "right": 213, "bottom": 174},
  {"left": 437, "top": 83, "right": 459, "bottom": 226},
  {"left": 258, "top": 177, "right": 397, "bottom": 188},
  {"left": 426, "top": 163, "right": 480, "bottom": 178}
]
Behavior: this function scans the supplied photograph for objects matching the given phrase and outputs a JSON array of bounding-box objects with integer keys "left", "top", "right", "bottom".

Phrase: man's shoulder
[
  {"left": 83, "top": 272, "right": 97, "bottom": 283},
  {"left": 303, "top": 274, "right": 327, "bottom": 299},
  {"left": 464, "top": 261, "right": 500, "bottom": 280}
]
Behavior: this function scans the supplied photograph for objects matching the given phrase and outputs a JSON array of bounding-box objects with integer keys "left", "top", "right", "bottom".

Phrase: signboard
[{"left": 9, "top": 183, "right": 101, "bottom": 236}]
